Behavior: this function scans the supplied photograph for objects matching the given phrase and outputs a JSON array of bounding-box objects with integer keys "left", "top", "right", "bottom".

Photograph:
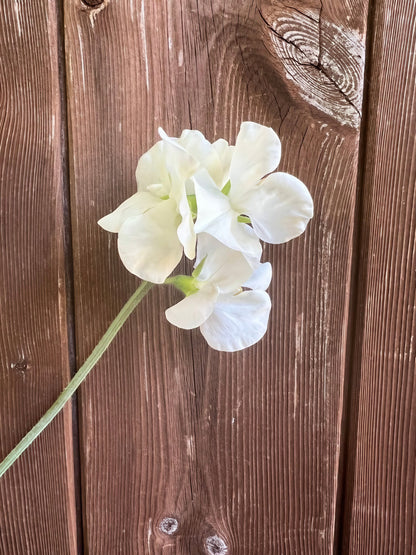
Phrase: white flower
[
  {"left": 98, "top": 128, "right": 232, "bottom": 284},
  {"left": 193, "top": 121, "right": 314, "bottom": 259},
  {"left": 165, "top": 234, "right": 272, "bottom": 352}
]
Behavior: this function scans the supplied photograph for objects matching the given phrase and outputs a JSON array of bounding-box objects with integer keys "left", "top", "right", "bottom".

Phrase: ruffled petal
[
  {"left": 243, "top": 261, "right": 272, "bottom": 291},
  {"left": 212, "top": 139, "right": 234, "bottom": 187},
  {"left": 137, "top": 130, "right": 200, "bottom": 198},
  {"left": 195, "top": 234, "right": 253, "bottom": 293},
  {"left": 135, "top": 141, "right": 170, "bottom": 193},
  {"left": 97, "top": 192, "right": 161, "bottom": 232},
  {"left": 117, "top": 198, "right": 182, "bottom": 283},
  {"left": 165, "top": 284, "right": 218, "bottom": 329},
  {"left": 200, "top": 290, "right": 272, "bottom": 352},
  {"left": 193, "top": 169, "right": 262, "bottom": 260},
  {"left": 161, "top": 137, "right": 200, "bottom": 201},
  {"left": 240, "top": 172, "right": 314, "bottom": 244},
  {"left": 178, "top": 130, "right": 227, "bottom": 186},
  {"left": 229, "top": 122, "right": 281, "bottom": 203}
]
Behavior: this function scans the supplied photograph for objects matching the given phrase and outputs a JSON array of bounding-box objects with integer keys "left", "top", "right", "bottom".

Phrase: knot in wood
[
  {"left": 259, "top": 4, "right": 364, "bottom": 128},
  {"left": 205, "top": 535, "right": 228, "bottom": 554},
  {"left": 82, "top": 0, "right": 104, "bottom": 7},
  {"left": 159, "top": 517, "right": 178, "bottom": 535}
]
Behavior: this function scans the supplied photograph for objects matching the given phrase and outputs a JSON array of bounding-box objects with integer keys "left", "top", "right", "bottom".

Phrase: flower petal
[
  {"left": 177, "top": 193, "right": 196, "bottom": 259},
  {"left": 229, "top": 122, "right": 281, "bottom": 202},
  {"left": 161, "top": 138, "right": 200, "bottom": 201},
  {"left": 240, "top": 172, "right": 314, "bottom": 244},
  {"left": 136, "top": 131, "right": 200, "bottom": 198},
  {"left": 200, "top": 290, "right": 272, "bottom": 352},
  {"left": 195, "top": 234, "right": 254, "bottom": 293},
  {"left": 117, "top": 198, "right": 182, "bottom": 283},
  {"left": 97, "top": 192, "right": 161, "bottom": 232},
  {"left": 193, "top": 169, "right": 262, "bottom": 260},
  {"left": 135, "top": 141, "right": 170, "bottom": 193},
  {"left": 178, "top": 130, "right": 227, "bottom": 186},
  {"left": 243, "top": 261, "right": 272, "bottom": 291},
  {"left": 193, "top": 168, "right": 230, "bottom": 225},
  {"left": 165, "top": 284, "right": 218, "bottom": 330},
  {"left": 212, "top": 139, "right": 234, "bottom": 187}
]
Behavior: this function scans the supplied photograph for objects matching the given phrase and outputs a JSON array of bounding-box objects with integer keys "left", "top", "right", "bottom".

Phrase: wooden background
[{"left": 0, "top": 0, "right": 415, "bottom": 553}]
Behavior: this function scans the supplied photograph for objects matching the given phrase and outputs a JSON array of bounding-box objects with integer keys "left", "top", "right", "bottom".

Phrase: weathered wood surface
[
  {"left": 4, "top": 0, "right": 415, "bottom": 553},
  {"left": 342, "top": 1, "right": 416, "bottom": 552},
  {"left": 0, "top": 2, "right": 77, "bottom": 554},
  {"left": 65, "top": 0, "right": 368, "bottom": 552}
]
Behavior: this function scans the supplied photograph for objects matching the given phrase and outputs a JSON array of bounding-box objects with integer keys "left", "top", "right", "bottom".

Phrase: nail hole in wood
[
  {"left": 10, "top": 359, "right": 29, "bottom": 374},
  {"left": 159, "top": 517, "right": 178, "bottom": 535},
  {"left": 206, "top": 535, "right": 228, "bottom": 554}
]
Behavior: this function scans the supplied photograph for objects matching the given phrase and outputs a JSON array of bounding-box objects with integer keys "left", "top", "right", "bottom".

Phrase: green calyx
[
  {"left": 192, "top": 255, "right": 207, "bottom": 279},
  {"left": 221, "top": 180, "right": 231, "bottom": 196},
  {"left": 187, "top": 194, "right": 197, "bottom": 219},
  {"left": 166, "top": 257, "right": 207, "bottom": 296},
  {"left": 237, "top": 214, "right": 251, "bottom": 224},
  {"left": 165, "top": 275, "right": 200, "bottom": 296}
]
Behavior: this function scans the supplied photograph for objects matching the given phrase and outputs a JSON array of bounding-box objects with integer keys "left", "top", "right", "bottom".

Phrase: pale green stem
[{"left": 0, "top": 280, "right": 154, "bottom": 479}]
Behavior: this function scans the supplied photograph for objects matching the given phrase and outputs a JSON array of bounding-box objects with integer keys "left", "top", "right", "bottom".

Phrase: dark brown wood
[
  {"left": 0, "top": 2, "right": 77, "bottom": 553},
  {"left": 64, "top": 0, "right": 370, "bottom": 552},
  {"left": 342, "top": 1, "right": 416, "bottom": 552}
]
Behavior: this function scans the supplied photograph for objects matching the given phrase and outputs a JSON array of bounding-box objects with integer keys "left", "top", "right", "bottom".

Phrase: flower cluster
[{"left": 99, "top": 122, "right": 313, "bottom": 351}]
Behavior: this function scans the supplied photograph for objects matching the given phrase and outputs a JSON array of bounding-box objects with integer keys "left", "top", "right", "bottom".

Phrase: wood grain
[
  {"left": 0, "top": 2, "right": 77, "bottom": 553},
  {"left": 64, "top": 0, "right": 368, "bottom": 552},
  {"left": 342, "top": 1, "right": 416, "bottom": 552}
]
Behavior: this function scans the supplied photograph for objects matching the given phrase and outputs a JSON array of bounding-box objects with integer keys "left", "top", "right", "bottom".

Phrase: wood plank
[
  {"left": 0, "top": 2, "right": 77, "bottom": 553},
  {"left": 65, "top": 0, "right": 368, "bottom": 551},
  {"left": 342, "top": 1, "right": 416, "bottom": 552}
]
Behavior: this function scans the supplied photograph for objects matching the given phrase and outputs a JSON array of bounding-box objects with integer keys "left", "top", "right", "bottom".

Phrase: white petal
[
  {"left": 135, "top": 141, "right": 170, "bottom": 193},
  {"left": 229, "top": 122, "right": 281, "bottom": 202},
  {"left": 178, "top": 130, "right": 226, "bottom": 186},
  {"left": 193, "top": 169, "right": 230, "bottom": 228},
  {"left": 98, "top": 192, "right": 161, "bottom": 232},
  {"left": 117, "top": 199, "right": 182, "bottom": 283},
  {"left": 195, "top": 234, "right": 253, "bottom": 293},
  {"left": 165, "top": 284, "right": 218, "bottom": 329},
  {"left": 158, "top": 127, "right": 171, "bottom": 142},
  {"left": 240, "top": 172, "right": 314, "bottom": 244},
  {"left": 146, "top": 183, "right": 168, "bottom": 197},
  {"left": 208, "top": 214, "right": 262, "bottom": 261},
  {"left": 136, "top": 131, "right": 199, "bottom": 198},
  {"left": 162, "top": 139, "right": 199, "bottom": 203},
  {"left": 200, "top": 290, "right": 272, "bottom": 352},
  {"left": 177, "top": 193, "right": 196, "bottom": 259},
  {"left": 193, "top": 169, "right": 262, "bottom": 260},
  {"left": 243, "top": 262, "right": 272, "bottom": 290},
  {"left": 160, "top": 129, "right": 228, "bottom": 189},
  {"left": 212, "top": 139, "right": 234, "bottom": 187},
  {"left": 148, "top": 133, "right": 197, "bottom": 257}
]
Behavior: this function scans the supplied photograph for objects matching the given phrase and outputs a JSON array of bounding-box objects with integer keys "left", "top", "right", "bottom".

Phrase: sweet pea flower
[
  {"left": 98, "top": 137, "right": 193, "bottom": 283},
  {"left": 0, "top": 123, "right": 315, "bottom": 479},
  {"left": 165, "top": 234, "right": 272, "bottom": 352},
  {"left": 193, "top": 122, "right": 314, "bottom": 259},
  {"left": 98, "top": 128, "right": 233, "bottom": 284}
]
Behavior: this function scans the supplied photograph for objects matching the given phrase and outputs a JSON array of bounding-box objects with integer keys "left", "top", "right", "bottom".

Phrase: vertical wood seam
[
  {"left": 56, "top": 1, "right": 85, "bottom": 552},
  {"left": 333, "top": 1, "right": 377, "bottom": 552}
]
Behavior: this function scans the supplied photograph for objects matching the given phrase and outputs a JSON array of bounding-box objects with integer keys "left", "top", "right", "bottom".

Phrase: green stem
[{"left": 0, "top": 280, "right": 153, "bottom": 479}]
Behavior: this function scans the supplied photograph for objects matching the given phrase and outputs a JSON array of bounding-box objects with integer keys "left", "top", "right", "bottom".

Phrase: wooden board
[
  {"left": 342, "top": 1, "right": 416, "bottom": 552},
  {"left": 0, "top": 2, "right": 77, "bottom": 553},
  {"left": 64, "top": 0, "right": 369, "bottom": 552}
]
